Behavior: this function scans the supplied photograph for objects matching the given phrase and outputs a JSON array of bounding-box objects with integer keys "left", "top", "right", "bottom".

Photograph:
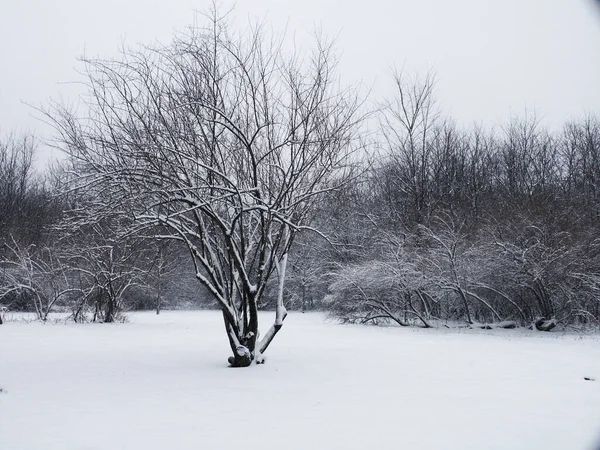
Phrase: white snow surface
[{"left": 1, "top": 311, "right": 599, "bottom": 450}]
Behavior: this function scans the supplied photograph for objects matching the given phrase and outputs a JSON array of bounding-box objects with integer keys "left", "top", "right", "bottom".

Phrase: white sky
[{"left": 1, "top": 0, "right": 600, "bottom": 166}]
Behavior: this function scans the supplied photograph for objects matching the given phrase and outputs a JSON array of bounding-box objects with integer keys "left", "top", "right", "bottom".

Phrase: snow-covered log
[{"left": 533, "top": 318, "right": 557, "bottom": 332}]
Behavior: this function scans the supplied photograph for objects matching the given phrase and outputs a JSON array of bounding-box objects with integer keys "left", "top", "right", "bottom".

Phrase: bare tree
[
  {"left": 68, "top": 226, "right": 145, "bottom": 323},
  {"left": 0, "top": 134, "right": 35, "bottom": 228},
  {"left": 48, "top": 9, "right": 364, "bottom": 365},
  {"left": 0, "top": 132, "right": 55, "bottom": 248},
  {"left": 380, "top": 70, "right": 438, "bottom": 224},
  {"left": 560, "top": 116, "right": 600, "bottom": 215},
  {"left": 490, "top": 223, "right": 590, "bottom": 328},
  {"left": 418, "top": 218, "right": 506, "bottom": 324},
  {"left": 0, "top": 239, "right": 81, "bottom": 321},
  {"left": 146, "top": 240, "right": 182, "bottom": 315}
]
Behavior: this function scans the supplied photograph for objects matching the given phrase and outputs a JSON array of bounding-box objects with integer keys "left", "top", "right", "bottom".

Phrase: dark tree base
[
  {"left": 228, "top": 345, "right": 253, "bottom": 367},
  {"left": 532, "top": 318, "right": 557, "bottom": 332},
  {"left": 228, "top": 355, "right": 252, "bottom": 367}
]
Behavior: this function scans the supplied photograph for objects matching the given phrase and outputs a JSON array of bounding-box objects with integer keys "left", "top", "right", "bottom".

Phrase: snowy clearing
[{"left": 1, "top": 311, "right": 600, "bottom": 450}]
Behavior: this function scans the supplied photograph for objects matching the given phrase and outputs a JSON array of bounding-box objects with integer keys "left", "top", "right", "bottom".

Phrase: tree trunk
[
  {"left": 104, "top": 298, "right": 115, "bottom": 323},
  {"left": 258, "top": 253, "right": 289, "bottom": 356},
  {"left": 223, "top": 311, "right": 252, "bottom": 367},
  {"left": 457, "top": 286, "right": 473, "bottom": 324},
  {"left": 73, "top": 301, "right": 83, "bottom": 322},
  {"left": 247, "top": 293, "right": 259, "bottom": 353}
]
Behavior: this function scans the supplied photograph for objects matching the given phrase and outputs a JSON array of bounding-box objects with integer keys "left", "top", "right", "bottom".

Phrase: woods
[
  {"left": 1, "top": 7, "right": 600, "bottom": 366},
  {"left": 324, "top": 101, "right": 600, "bottom": 329}
]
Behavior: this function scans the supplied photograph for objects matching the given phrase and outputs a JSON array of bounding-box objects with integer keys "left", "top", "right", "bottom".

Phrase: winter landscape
[{"left": 2, "top": 1, "right": 600, "bottom": 449}]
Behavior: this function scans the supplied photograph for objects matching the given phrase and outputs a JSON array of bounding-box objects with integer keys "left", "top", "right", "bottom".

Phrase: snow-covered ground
[{"left": 1, "top": 311, "right": 599, "bottom": 450}]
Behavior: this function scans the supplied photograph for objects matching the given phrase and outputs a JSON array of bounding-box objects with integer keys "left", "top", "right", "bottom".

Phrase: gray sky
[{"left": 1, "top": 0, "right": 600, "bottom": 166}]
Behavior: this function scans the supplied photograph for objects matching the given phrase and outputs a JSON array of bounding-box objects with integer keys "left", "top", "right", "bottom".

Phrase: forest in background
[
  {"left": 1, "top": 18, "right": 599, "bottom": 333},
  {"left": 2, "top": 106, "right": 599, "bottom": 330}
]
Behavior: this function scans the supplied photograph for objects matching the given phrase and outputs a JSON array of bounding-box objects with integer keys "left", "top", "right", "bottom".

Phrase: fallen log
[
  {"left": 478, "top": 320, "right": 518, "bottom": 330},
  {"left": 531, "top": 318, "right": 557, "bottom": 332}
]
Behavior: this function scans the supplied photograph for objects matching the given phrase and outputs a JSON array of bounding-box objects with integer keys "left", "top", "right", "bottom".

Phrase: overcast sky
[{"left": 1, "top": 0, "right": 600, "bottom": 166}]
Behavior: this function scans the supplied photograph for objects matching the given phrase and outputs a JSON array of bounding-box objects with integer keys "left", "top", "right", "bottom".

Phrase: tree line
[{"left": 322, "top": 76, "right": 600, "bottom": 330}]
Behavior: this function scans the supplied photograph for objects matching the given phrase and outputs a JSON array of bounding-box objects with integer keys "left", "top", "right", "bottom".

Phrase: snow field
[{"left": 1, "top": 311, "right": 599, "bottom": 450}]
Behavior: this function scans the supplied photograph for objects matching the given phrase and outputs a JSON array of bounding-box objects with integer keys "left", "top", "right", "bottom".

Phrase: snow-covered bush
[
  {"left": 327, "top": 220, "right": 600, "bottom": 330},
  {"left": 326, "top": 236, "right": 434, "bottom": 327}
]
